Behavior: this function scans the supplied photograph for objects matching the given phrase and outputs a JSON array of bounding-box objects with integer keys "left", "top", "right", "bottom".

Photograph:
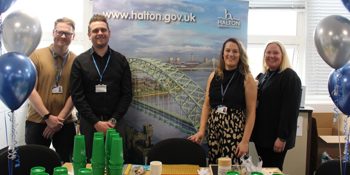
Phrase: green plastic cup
[
  {"left": 109, "top": 165, "right": 123, "bottom": 175},
  {"left": 78, "top": 168, "right": 92, "bottom": 175},
  {"left": 226, "top": 171, "right": 240, "bottom": 175},
  {"left": 35, "top": 173, "right": 49, "bottom": 175},
  {"left": 92, "top": 163, "right": 105, "bottom": 175},
  {"left": 94, "top": 131, "right": 104, "bottom": 138},
  {"left": 109, "top": 136, "right": 123, "bottom": 165},
  {"left": 53, "top": 166, "right": 68, "bottom": 175},
  {"left": 73, "top": 162, "right": 86, "bottom": 175},
  {"left": 30, "top": 166, "right": 46, "bottom": 175},
  {"left": 250, "top": 172, "right": 264, "bottom": 175},
  {"left": 106, "top": 129, "right": 117, "bottom": 152},
  {"left": 91, "top": 136, "right": 105, "bottom": 164},
  {"left": 73, "top": 135, "right": 87, "bottom": 163}
]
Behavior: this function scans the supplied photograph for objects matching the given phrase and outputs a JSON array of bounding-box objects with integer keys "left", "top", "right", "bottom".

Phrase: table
[{"left": 63, "top": 163, "right": 283, "bottom": 175}]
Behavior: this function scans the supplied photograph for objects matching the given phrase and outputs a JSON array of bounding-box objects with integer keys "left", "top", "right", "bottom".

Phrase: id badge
[
  {"left": 52, "top": 85, "right": 63, "bottom": 94},
  {"left": 216, "top": 105, "right": 227, "bottom": 114},
  {"left": 95, "top": 84, "right": 107, "bottom": 93}
]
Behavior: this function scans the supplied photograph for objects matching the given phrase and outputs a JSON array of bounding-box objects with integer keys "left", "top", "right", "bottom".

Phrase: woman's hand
[
  {"left": 188, "top": 131, "right": 205, "bottom": 144},
  {"left": 235, "top": 141, "right": 249, "bottom": 158},
  {"left": 274, "top": 138, "right": 286, "bottom": 153}
]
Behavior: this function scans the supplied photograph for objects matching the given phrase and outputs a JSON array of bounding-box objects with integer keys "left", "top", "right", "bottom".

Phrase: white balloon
[{"left": 2, "top": 10, "right": 42, "bottom": 56}]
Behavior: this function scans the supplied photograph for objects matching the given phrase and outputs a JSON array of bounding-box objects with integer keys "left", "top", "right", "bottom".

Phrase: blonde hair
[
  {"left": 262, "top": 40, "right": 291, "bottom": 73},
  {"left": 54, "top": 17, "right": 75, "bottom": 31}
]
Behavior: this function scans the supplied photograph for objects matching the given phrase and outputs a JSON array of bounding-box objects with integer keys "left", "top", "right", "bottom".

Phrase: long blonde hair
[{"left": 262, "top": 40, "right": 291, "bottom": 73}]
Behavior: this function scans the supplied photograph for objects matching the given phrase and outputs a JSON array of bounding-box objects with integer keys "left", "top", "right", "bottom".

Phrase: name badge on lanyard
[
  {"left": 92, "top": 49, "right": 111, "bottom": 94},
  {"left": 52, "top": 85, "right": 63, "bottom": 94},
  {"left": 51, "top": 48, "right": 68, "bottom": 94},
  {"left": 216, "top": 105, "right": 227, "bottom": 114},
  {"left": 95, "top": 84, "right": 107, "bottom": 93}
]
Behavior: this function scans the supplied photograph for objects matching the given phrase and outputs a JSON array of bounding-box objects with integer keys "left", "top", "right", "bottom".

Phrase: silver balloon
[
  {"left": 2, "top": 10, "right": 42, "bottom": 56},
  {"left": 314, "top": 15, "right": 350, "bottom": 69}
]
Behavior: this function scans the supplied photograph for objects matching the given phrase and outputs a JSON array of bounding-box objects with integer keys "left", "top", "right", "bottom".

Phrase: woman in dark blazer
[{"left": 252, "top": 40, "right": 302, "bottom": 170}]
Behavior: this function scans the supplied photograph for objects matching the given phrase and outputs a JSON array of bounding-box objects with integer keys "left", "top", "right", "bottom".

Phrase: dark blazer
[{"left": 252, "top": 68, "right": 301, "bottom": 149}]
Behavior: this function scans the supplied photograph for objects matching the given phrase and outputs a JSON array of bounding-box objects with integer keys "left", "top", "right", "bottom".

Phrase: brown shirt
[{"left": 27, "top": 45, "right": 76, "bottom": 123}]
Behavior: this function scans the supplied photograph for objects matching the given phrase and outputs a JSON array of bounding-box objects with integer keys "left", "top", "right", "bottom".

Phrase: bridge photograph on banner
[{"left": 93, "top": 0, "right": 248, "bottom": 162}]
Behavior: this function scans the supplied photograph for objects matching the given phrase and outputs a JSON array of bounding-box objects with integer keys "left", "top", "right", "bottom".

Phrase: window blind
[
  {"left": 306, "top": 0, "right": 350, "bottom": 97},
  {"left": 248, "top": 0, "right": 305, "bottom": 9}
]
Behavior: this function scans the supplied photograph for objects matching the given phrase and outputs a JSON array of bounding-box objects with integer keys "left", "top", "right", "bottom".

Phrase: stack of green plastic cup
[
  {"left": 105, "top": 129, "right": 116, "bottom": 161},
  {"left": 78, "top": 168, "right": 92, "bottom": 175},
  {"left": 108, "top": 135, "right": 124, "bottom": 175},
  {"left": 72, "top": 135, "right": 87, "bottom": 175},
  {"left": 53, "top": 166, "right": 68, "bottom": 175},
  {"left": 91, "top": 132, "right": 105, "bottom": 175},
  {"left": 30, "top": 166, "right": 46, "bottom": 175},
  {"left": 105, "top": 129, "right": 118, "bottom": 175}
]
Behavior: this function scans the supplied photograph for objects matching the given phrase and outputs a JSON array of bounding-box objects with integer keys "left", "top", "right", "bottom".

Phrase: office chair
[
  {"left": 147, "top": 138, "right": 207, "bottom": 167},
  {"left": 315, "top": 159, "right": 350, "bottom": 175},
  {"left": 0, "top": 144, "right": 62, "bottom": 175}
]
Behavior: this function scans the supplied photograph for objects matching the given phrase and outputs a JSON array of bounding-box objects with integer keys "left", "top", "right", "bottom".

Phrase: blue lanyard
[
  {"left": 92, "top": 51, "right": 111, "bottom": 83},
  {"left": 51, "top": 48, "right": 69, "bottom": 86},
  {"left": 221, "top": 71, "right": 236, "bottom": 103}
]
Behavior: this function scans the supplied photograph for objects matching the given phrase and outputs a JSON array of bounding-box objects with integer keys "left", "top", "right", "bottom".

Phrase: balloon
[
  {"left": 314, "top": 15, "right": 350, "bottom": 69},
  {"left": 0, "top": 0, "right": 14, "bottom": 14},
  {"left": 0, "top": 52, "right": 37, "bottom": 111},
  {"left": 2, "top": 10, "right": 42, "bottom": 56},
  {"left": 328, "top": 63, "right": 350, "bottom": 115},
  {"left": 342, "top": 0, "right": 350, "bottom": 12}
]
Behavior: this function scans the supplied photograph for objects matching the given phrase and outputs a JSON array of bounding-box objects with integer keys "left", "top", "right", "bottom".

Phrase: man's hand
[
  {"left": 42, "top": 126, "right": 57, "bottom": 139},
  {"left": 94, "top": 121, "right": 115, "bottom": 133},
  {"left": 45, "top": 115, "right": 63, "bottom": 130}
]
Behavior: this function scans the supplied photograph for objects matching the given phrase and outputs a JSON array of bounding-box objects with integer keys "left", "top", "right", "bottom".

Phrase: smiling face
[
  {"left": 223, "top": 41, "right": 240, "bottom": 70},
  {"left": 264, "top": 43, "right": 282, "bottom": 71},
  {"left": 88, "top": 21, "right": 110, "bottom": 49},
  {"left": 53, "top": 22, "right": 75, "bottom": 49}
]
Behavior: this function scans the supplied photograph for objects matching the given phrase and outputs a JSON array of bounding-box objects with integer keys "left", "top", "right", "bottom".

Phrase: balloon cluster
[
  {"left": 0, "top": 1, "right": 41, "bottom": 111},
  {"left": 314, "top": 1, "right": 350, "bottom": 173},
  {"left": 314, "top": 14, "right": 350, "bottom": 116}
]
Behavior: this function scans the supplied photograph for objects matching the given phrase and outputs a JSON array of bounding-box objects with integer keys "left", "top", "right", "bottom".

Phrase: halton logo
[{"left": 217, "top": 9, "right": 241, "bottom": 28}]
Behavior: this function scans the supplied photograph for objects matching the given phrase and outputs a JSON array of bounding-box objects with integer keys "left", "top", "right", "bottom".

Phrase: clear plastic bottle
[{"left": 218, "top": 157, "right": 232, "bottom": 175}]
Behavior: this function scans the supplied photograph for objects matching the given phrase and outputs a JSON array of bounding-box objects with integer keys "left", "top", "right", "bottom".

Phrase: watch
[{"left": 42, "top": 113, "right": 51, "bottom": 120}]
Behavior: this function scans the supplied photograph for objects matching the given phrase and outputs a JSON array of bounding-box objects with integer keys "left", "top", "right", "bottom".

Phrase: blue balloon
[
  {"left": 343, "top": 0, "right": 350, "bottom": 12},
  {"left": 328, "top": 63, "right": 350, "bottom": 115},
  {"left": 0, "top": 0, "right": 14, "bottom": 14},
  {"left": 0, "top": 52, "right": 36, "bottom": 111}
]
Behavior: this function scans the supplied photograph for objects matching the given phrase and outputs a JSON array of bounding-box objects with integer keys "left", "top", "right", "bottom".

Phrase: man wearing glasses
[
  {"left": 70, "top": 14, "right": 132, "bottom": 162},
  {"left": 26, "top": 17, "right": 76, "bottom": 163}
]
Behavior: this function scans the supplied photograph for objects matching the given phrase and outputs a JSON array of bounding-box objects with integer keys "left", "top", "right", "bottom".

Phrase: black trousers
[
  {"left": 79, "top": 117, "right": 127, "bottom": 163},
  {"left": 25, "top": 120, "right": 76, "bottom": 162},
  {"left": 255, "top": 145, "right": 288, "bottom": 170}
]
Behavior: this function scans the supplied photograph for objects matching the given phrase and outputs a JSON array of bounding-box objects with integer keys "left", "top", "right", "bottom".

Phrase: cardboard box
[{"left": 313, "top": 112, "right": 347, "bottom": 168}]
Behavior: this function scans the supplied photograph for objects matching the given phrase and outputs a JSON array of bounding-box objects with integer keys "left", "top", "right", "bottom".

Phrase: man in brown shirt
[{"left": 26, "top": 17, "right": 76, "bottom": 162}]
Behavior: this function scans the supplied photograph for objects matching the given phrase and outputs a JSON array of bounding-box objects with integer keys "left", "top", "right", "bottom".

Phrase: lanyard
[
  {"left": 51, "top": 48, "right": 69, "bottom": 86},
  {"left": 92, "top": 51, "right": 111, "bottom": 83},
  {"left": 258, "top": 71, "right": 276, "bottom": 90},
  {"left": 221, "top": 71, "right": 236, "bottom": 103}
]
